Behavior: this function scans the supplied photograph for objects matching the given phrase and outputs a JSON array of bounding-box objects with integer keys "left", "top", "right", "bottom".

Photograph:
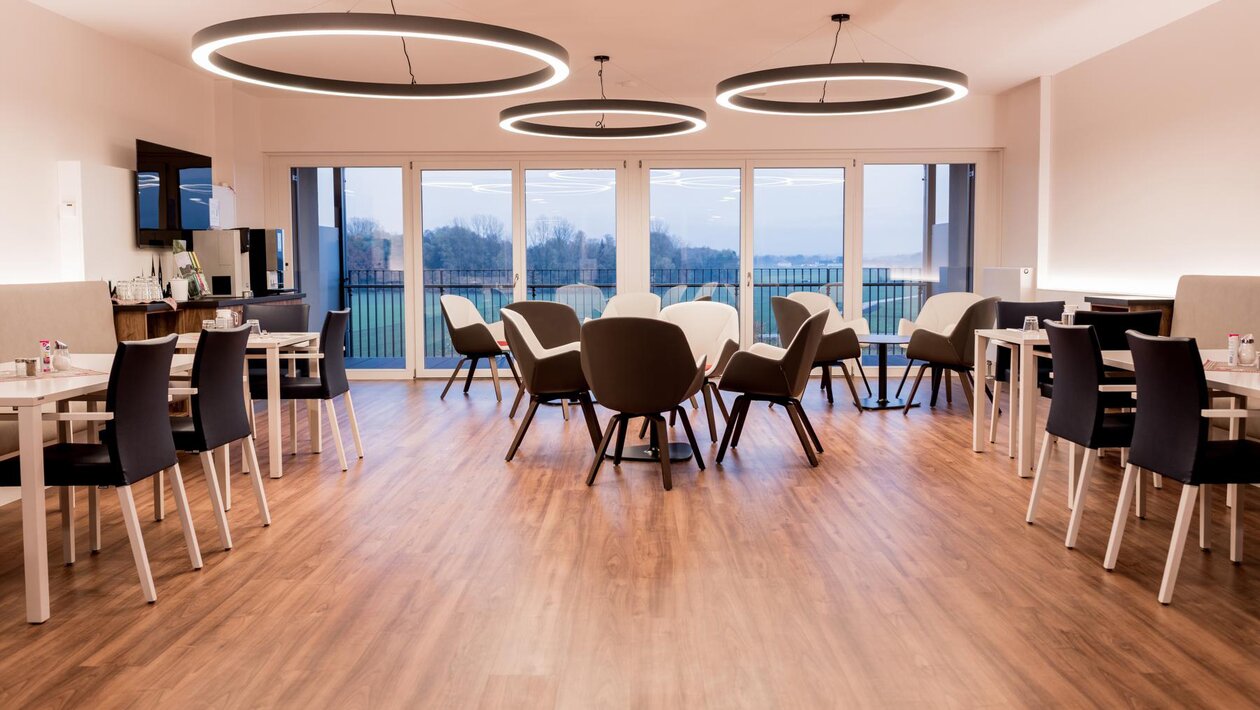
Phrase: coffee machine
[{"left": 247, "top": 229, "right": 291, "bottom": 295}]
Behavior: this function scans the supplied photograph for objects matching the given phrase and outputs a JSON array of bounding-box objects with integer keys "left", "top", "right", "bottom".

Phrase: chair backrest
[
  {"left": 915, "top": 292, "right": 986, "bottom": 334},
  {"left": 781, "top": 310, "right": 829, "bottom": 398},
  {"left": 0, "top": 281, "right": 116, "bottom": 361},
  {"left": 555, "top": 284, "right": 608, "bottom": 320},
  {"left": 191, "top": 325, "right": 252, "bottom": 451},
  {"left": 440, "top": 294, "right": 486, "bottom": 330},
  {"left": 1043, "top": 322, "right": 1107, "bottom": 446},
  {"left": 319, "top": 310, "right": 351, "bottom": 397},
  {"left": 602, "top": 292, "right": 661, "bottom": 319},
  {"left": 580, "top": 317, "right": 698, "bottom": 415},
  {"left": 500, "top": 309, "right": 545, "bottom": 387},
  {"left": 787, "top": 291, "right": 843, "bottom": 330},
  {"left": 1126, "top": 332, "right": 1210, "bottom": 481},
  {"left": 659, "top": 301, "right": 739, "bottom": 366},
  {"left": 772, "top": 297, "right": 812, "bottom": 354},
  {"left": 243, "top": 303, "right": 310, "bottom": 333},
  {"left": 660, "top": 284, "right": 689, "bottom": 308},
  {"left": 502, "top": 301, "right": 580, "bottom": 350},
  {"left": 105, "top": 334, "right": 179, "bottom": 483},
  {"left": 994, "top": 301, "right": 1064, "bottom": 379},
  {"left": 948, "top": 297, "right": 999, "bottom": 365},
  {"left": 1074, "top": 310, "right": 1162, "bottom": 351}
]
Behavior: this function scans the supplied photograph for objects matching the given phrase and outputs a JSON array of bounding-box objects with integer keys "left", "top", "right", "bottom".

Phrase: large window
[
  {"left": 291, "top": 166, "right": 405, "bottom": 369},
  {"left": 648, "top": 169, "right": 741, "bottom": 310},
  {"left": 524, "top": 169, "right": 617, "bottom": 320},
  {"left": 752, "top": 167, "right": 846, "bottom": 345},
  {"left": 420, "top": 170, "right": 514, "bottom": 369}
]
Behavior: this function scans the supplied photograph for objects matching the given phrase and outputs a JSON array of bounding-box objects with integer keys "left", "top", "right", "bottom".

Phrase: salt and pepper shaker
[{"left": 1239, "top": 335, "right": 1257, "bottom": 367}]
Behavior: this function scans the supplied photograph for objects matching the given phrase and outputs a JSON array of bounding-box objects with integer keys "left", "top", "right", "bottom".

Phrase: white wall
[
  {"left": 1040, "top": 0, "right": 1260, "bottom": 296},
  {"left": 995, "top": 79, "right": 1042, "bottom": 272},
  {"left": 0, "top": 0, "right": 263, "bottom": 285}
]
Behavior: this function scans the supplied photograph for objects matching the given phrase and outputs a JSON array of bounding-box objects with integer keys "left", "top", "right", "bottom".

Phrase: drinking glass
[
  {"left": 201, "top": 319, "right": 217, "bottom": 332},
  {"left": 1023, "top": 315, "right": 1040, "bottom": 331}
]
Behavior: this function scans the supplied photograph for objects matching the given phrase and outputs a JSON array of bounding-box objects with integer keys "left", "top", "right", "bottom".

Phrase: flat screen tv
[{"left": 135, "top": 139, "right": 212, "bottom": 248}]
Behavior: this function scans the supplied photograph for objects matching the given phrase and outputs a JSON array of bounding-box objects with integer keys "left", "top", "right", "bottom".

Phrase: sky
[{"left": 322, "top": 163, "right": 961, "bottom": 261}]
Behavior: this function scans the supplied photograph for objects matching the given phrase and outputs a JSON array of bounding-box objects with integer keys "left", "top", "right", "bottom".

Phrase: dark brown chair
[
  {"left": 439, "top": 294, "right": 520, "bottom": 401},
  {"left": 1105, "top": 332, "right": 1260, "bottom": 604},
  {"left": 502, "top": 301, "right": 581, "bottom": 419},
  {"left": 902, "top": 297, "right": 999, "bottom": 414},
  {"left": 582, "top": 317, "right": 706, "bottom": 491},
  {"left": 773, "top": 296, "right": 863, "bottom": 410},
  {"left": 501, "top": 308, "right": 601, "bottom": 461},
  {"left": 717, "top": 310, "right": 828, "bottom": 467}
]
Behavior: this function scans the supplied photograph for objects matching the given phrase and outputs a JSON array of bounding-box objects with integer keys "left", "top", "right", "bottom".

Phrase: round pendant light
[
  {"left": 500, "top": 56, "right": 707, "bottom": 139},
  {"left": 715, "top": 13, "right": 968, "bottom": 116},
  {"left": 191, "top": 12, "right": 569, "bottom": 99}
]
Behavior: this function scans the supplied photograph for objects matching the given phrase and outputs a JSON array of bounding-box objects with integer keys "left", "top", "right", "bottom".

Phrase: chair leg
[
  {"left": 690, "top": 395, "right": 699, "bottom": 410},
  {"left": 902, "top": 364, "right": 929, "bottom": 416},
  {"left": 1159, "top": 485, "right": 1200, "bottom": 604},
  {"left": 244, "top": 435, "right": 272, "bottom": 527},
  {"left": 1065, "top": 450, "right": 1098, "bottom": 549},
  {"left": 505, "top": 399, "right": 540, "bottom": 462},
  {"left": 960, "top": 370, "right": 976, "bottom": 411},
  {"left": 509, "top": 386, "right": 525, "bottom": 419},
  {"left": 1199, "top": 484, "right": 1212, "bottom": 551},
  {"left": 654, "top": 417, "right": 674, "bottom": 491},
  {"left": 577, "top": 392, "right": 602, "bottom": 450},
  {"left": 669, "top": 407, "right": 677, "bottom": 427},
  {"left": 168, "top": 464, "right": 203, "bottom": 570},
  {"left": 730, "top": 396, "right": 751, "bottom": 449},
  {"left": 856, "top": 359, "right": 873, "bottom": 397},
  {"left": 1007, "top": 376, "right": 1017, "bottom": 458},
  {"left": 1135, "top": 466, "right": 1147, "bottom": 519},
  {"left": 504, "top": 353, "right": 522, "bottom": 387},
  {"left": 198, "top": 451, "right": 233, "bottom": 551},
  {"left": 586, "top": 417, "right": 619, "bottom": 486},
  {"left": 944, "top": 370, "right": 953, "bottom": 404},
  {"left": 117, "top": 486, "right": 157, "bottom": 603},
  {"left": 560, "top": 399, "right": 570, "bottom": 422},
  {"left": 837, "top": 362, "right": 863, "bottom": 411},
  {"left": 440, "top": 357, "right": 466, "bottom": 399},
  {"left": 218, "top": 445, "right": 232, "bottom": 511},
  {"left": 343, "top": 391, "right": 364, "bottom": 459},
  {"left": 711, "top": 382, "right": 729, "bottom": 420},
  {"left": 676, "top": 407, "right": 706, "bottom": 470},
  {"left": 289, "top": 400, "right": 299, "bottom": 456},
  {"left": 1153, "top": 472, "right": 1164, "bottom": 489},
  {"left": 822, "top": 366, "right": 834, "bottom": 404},
  {"left": 988, "top": 380, "right": 1002, "bottom": 445},
  {"left": 59, "top": 487, "right": 75, "bottom": 566},
  {"left": 716, "top": 396, "right": 748, "bottom": 463},
  {"left": 1026, "top": 431, "right": 1055, "bottom": 524},
  {"left": 794, "top": 401, "right": 823, "bottom": 453},
  {"left": 462, "top": 357, "right": 480, "bottom": 394},
  {"left": 152, "top": 470, "right": 165, "bottom": 521},
  {"left": 324, "top": 399, "right": 348, "bottom": 471},
  {"left": 929, "top": 367, "right": 942, "bottom": 407},
  {"left": 1230, "top": 484, "right": 1244, "bottom": 563},
  {"left": 1067, "top": 443, "right": 1079, "bottom": 509},
  {"left": 785, "top": 401, "right": 819, "bottom": 467},
  {"left": 702, "top": 382, "right": 718, "bottom": 442},
  {"left": 1104, "top": 463, "right": 1139, "bottom": 570},
  {"left": 895, "top": 360, "right": 914, "bottom": 397},
  {"left": 613, "top": 416, "right": 629, "bottom": 465},
  {"left": 87, "top": 486, "right": 101, "bottom": 552},
  {"left": 488, "top": 358, "right": 503, "bottom": 402}
]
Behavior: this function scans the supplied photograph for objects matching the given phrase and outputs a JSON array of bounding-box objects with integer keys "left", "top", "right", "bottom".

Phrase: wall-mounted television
[{"left": 135, "top": 139, "right": 212, "bottom": 248}]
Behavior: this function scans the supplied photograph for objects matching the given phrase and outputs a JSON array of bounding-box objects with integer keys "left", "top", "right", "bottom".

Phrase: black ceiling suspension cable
[
  {"left": 388, "top": 0, "right": 419, "bottom": 85},
  {"left": 595, "top": 56, "right": 608, "bottom": 128},
  {"left": 819, "top": 15, "right": 845, "bottom": 103}
]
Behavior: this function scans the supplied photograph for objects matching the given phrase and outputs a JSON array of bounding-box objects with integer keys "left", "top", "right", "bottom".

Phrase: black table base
[
  {"left": 858, "top": 335, "right": 918, "bottom": 411},
  {"left": 614, "top": 442, "right": 695, "bottom": 463}
]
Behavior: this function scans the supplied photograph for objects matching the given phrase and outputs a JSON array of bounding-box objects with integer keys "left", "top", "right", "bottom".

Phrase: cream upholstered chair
[
  {"left": 786, "top": 291, "right": 872, "bottom": 399},
  {"left": 895, "top": 291, "right": 985, "bottom": 400},
  {"left": 438, "top": 294, "right": 518, "bottom": 401},
  {"left": 660, "top": 284, "right": 689, "bottom": 308},
  {"left": 659, "top": 301, "right": 740, "bottom": 441},
  {"left": 601, "top": 292, "right": 661, "bottom": 319}
]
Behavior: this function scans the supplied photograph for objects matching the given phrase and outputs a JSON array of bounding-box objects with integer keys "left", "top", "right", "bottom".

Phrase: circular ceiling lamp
[
  {"left": 715, "top": 13, "right": 968, "bottom": 116},
  {"left": 191, "top": 10, "right": 569, "bottom": 99},
  {"left": 500, "top": 56, "right": 707, "bottom": 139}
]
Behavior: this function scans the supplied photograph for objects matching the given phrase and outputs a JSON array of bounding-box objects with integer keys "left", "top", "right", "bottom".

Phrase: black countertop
[{"left": 113, "top": 292, "right": 305, "bottom": 313}]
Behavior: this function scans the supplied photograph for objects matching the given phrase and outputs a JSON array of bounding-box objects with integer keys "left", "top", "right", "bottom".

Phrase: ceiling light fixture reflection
[
  {"left": 500, "top": 56, "right": 707, "bottom": 139},
  {"left": 191, "top": 13, "right": 569, "bottom": 99},
  {"left": 715, "top": 13, "right": 968, "bottom": 116}
]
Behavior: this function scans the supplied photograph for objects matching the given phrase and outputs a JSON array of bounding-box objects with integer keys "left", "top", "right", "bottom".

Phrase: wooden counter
[
  {"left": 113, "top": 293, "right": 305, "bottom": 340},
  {"left": 1083, "top": 294, "right": 1175, "bottom": 336}
]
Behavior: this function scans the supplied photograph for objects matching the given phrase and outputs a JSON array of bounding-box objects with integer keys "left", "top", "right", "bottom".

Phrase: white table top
[
  {"left": 976, "top": 328, "right": 1049, "bottom": 345},
  {"left": 176, "top": 331, "right": 318, "bottom": 351},
  {"left": 0, "top": 353, "right": 194, "bottom": 407},
  {"left": 1103, "top": 348, "right": 1260, "bottom": 398}
]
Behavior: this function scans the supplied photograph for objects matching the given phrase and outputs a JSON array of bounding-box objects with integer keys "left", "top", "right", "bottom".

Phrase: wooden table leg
[
  {"left": 307, "top": 342, "right": 322, "bottom": 453},
  {"left": 1017, "top": 340, "right": 1037, "bottom": 478},
  {"left": 972, "top": 332, "right": 988, "bottom": 453},
  {"left": 267, "top": 347, "right": 283, "bottom": 478},
  {"left": 18, "top": 406, "right": 50, "bottom": 623}
]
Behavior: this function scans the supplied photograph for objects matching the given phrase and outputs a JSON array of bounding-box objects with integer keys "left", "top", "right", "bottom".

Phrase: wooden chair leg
[
  {"left": 676, "top": 406, "right": 705, "bottom": 470},
  {"left": 794, "top": 401, "right": 823, "bottom": 453},
  {"left": 344, "top": 391, "right": 365, "bottom": 459},
  {"left": 716, "top": 397, "right": 748, "bottom": 464},
  {"left": 1159, "top": 485, "right": 1200, "bottom": 604},
  {"left": 1153, "top": 472, "right": 1164, "bottom": 489},
  {"left": 198, "top": 451, "right": 233, "bottom": 551},
  {"left": 244, "top": 435, "right": 272, "bottom": 527},
  {"left": 463, "top": 357, "right": 479, "bottom": 394},
  {"left": 944, "top": 369, "right": 953, "bottom": 404},
  {"left": 822, "top": 365, "right": 834, "bottom": 404},
  {"left": 690, "top": 395, "right": 699, "bottom": 410},
  {"left": 440, "top": 357, "right": 466, "bottom": 399},
  {"left": 577, "top": 393, "right": 602, "bottom": 450},
  {"left": 711, "top": 383, "right": 729, "bottom": 420},
  {"left": 1007, "top": 375, "right": 1017, "bottom": 459},
  {"left": 960, "top": 371, "right": 976, "bottom": 411},
  {"left": 638, "top": 416, "right": 650, "bottom": 439},
  {"left": 1104, "top": 464, "right": 1139, "bottom": 570},
  {"left": 654, "top": 417, "right": 674, "bottom": 490},
  {"left": 488, "top": 358, "right": 503, "bottom": 402},
  {"left": 167, "top": 464, "right": 203, "bottom": 570},
  {"left": 325, "top": 399, "right": 348, "bottom": 471},
  {"left": 152, "top": 469, "right": 165, "bottom": 521},
  {"left": 59, "top": 487, "right": 76, "bottom": 566},
  {"left": 1064, "top": 450, "right": 1098, "bottom": 549},
  {"left": 702, "top": 382, "right": 718, "bottom": 442},
  {"left": 586, "top": 417, "right": 619, "bottom": 486},
  {"left": 988, "top": 380, "right": 1002, "bottom": 444},
  {"left": 504, "top": 353, "right": 522, "bottom": 387},
  {"left": 1230, "top": 483, "right": 1244, "bottom": 563},
  {"left": 509, "top": 386, "right": 525, "bottom": 419},
  {"left": 289, "top": 400, "right": 299, "bottom": 456},
  {"left": 1026, "top": 431, "right": 1055, "bottom": 524},
  {"left": 117, "top": 486, "right": 157, "bottom": 603},
  {"left": 87, "top": 486, "right": 101, "bottom": 552},
  {"left": 785, "top": 401, "right": 819, "bottom": 467},
  {"left": 837, "top": 362, "right": 863, "bottom": 411},
  {"left": 1199, "top": 483, "right": 1212, "bottom": 551},
  {"left": 730, "top": 397, "right": 751, "bottom": 449},
  {"left": 219, "top": 445, "right": 233, "bottom": 511},
  {"left": 902, "top": 364, "right": 929, "bottom": 416},
  {"left": 560, "top": 399, "right": 570, "bottom": 422},
  {"left": 505, "top": 399, "right": 540, "bottom": 461},
  {"left": 894, "top": 360, "right": 914, "bottom": 398},
  {"left": 856, "top": 359, "right": 873, "bottom": 397},
  {"left": 1068, "top": 443, "right": 1079, "bottom": 509}
]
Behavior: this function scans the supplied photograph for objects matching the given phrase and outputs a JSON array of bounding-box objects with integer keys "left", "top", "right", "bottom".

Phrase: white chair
[
  {"left": 438, "top": 294, "right": 518, "bottom": 401},
  {"left": 660, "top": 301, "right": 740, "bottom": 441},
  {"left": 555, "top": 283, "right": 608, "bottom": 321},
  {"left": 787, "top": 291, "right": 872, "bottom": 398},
  {"left": 895, "top": 291, "right": 985, "bottom": 399},
  {"left": 660, "top": 284, "right": 689, "bottom": 308},
  {"left": 602, "top": 292, "right": 661, "bottom": 319}
]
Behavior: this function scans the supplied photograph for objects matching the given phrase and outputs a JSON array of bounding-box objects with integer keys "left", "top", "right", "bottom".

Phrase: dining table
[{"left": 0, "top": 352, "right": 193, "bottom": 624}]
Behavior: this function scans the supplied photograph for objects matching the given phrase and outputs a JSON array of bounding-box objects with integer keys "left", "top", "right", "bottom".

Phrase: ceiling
[{"left": 31, "top": 0, "right": 1219, "bottom": 101}]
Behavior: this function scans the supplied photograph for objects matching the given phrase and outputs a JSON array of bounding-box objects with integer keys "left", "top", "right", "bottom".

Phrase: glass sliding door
[
  {"left": 861, "top": 163, "right": 975, "bottom": 362},
  {"left": 420, "top": 169, "right": 514, "bottom": 369},
  {"left": 524, "top": 169, "right": 616, "bottom": 320},
  {"left": 290, "top": 166, "right": 406, "bottom": 369},
  {"left": 648, "top": 169, "right": 741, "bottom": 309},
  {"left": 751, "top": 167, "right": 846, "bottom": 345}
]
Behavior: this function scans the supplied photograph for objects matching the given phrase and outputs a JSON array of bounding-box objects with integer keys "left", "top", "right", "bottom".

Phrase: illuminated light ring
[
  {"left": 715, "top": 62, "right": 968, "bottom": 116},
  {"left": 500, "top": 99, "right": 707, "bottom": 139},
  {"left": 191, "top": 13, "right": 569, "bottom": 99}
]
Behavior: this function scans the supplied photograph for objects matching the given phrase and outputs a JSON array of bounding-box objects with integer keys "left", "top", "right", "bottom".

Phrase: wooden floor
[{"left": 1, "top": 379, "right": 1260, "bottom": 708}]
